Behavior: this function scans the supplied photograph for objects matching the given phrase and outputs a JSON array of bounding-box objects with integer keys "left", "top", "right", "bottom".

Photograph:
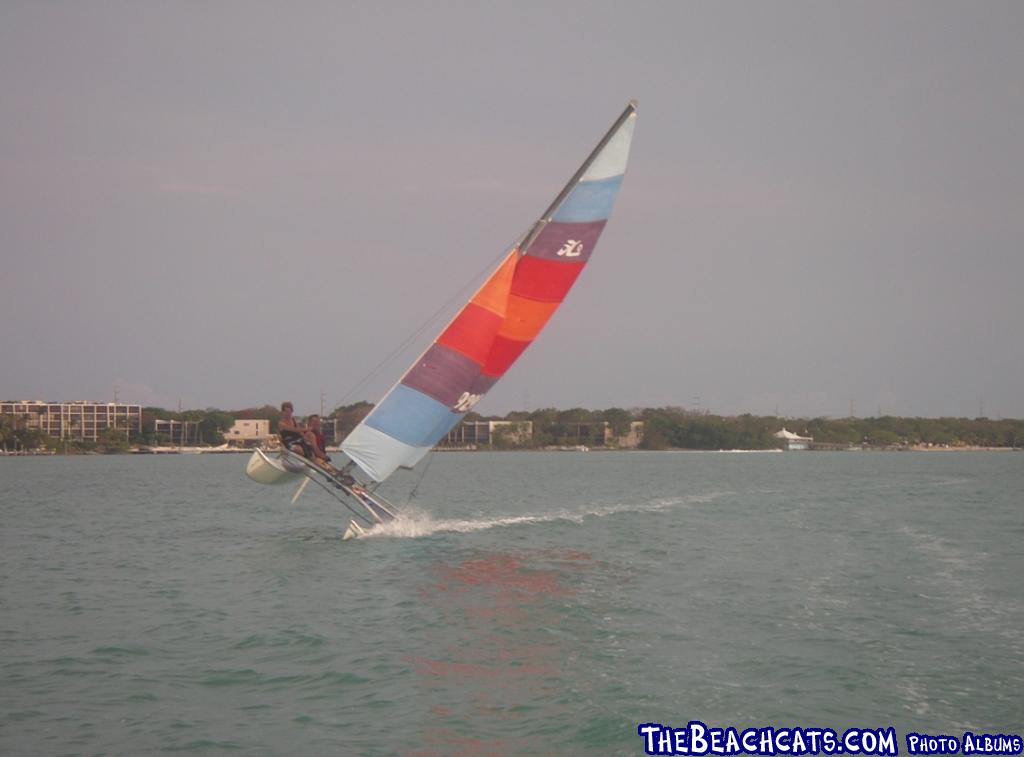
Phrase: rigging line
[
  {"left": 406, "top": 447, "right": 436, "bottom": 505},
  {"left": 302, "top": 471, "right": 379, "bottom": 527},
  {"left": 278, "top": 451, "right": 379, "bottom": 525},
  {"left": 330, "top": 237, "right": 521, "bottom": 411}
]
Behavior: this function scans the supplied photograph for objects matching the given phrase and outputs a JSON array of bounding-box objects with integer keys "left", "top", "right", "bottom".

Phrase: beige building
[
  {"left": 223, "top": 419, "right": 272, "bottom": 447},
  {"left": 1, "top": 400, "right": 142, "bottom": 441}
]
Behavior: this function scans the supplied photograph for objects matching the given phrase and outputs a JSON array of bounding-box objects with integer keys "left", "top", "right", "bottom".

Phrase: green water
[{"left": 1, "top": 451, "right": 1022, "bottom": 755}]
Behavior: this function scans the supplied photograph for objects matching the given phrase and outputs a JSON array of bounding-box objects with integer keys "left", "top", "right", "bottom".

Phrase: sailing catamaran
[{"left": 246, "top": 100, "right": 638, "bottom": 539}]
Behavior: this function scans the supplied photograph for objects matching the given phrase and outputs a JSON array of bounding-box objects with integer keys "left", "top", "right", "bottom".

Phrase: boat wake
[{"left": 363, "top": 491, "right": 729, "bottom": 539}]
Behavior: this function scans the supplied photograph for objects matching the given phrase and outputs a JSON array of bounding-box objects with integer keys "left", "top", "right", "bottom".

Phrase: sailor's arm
[{"left": 279, "top": 416, "right": 305, "bottom": 431}]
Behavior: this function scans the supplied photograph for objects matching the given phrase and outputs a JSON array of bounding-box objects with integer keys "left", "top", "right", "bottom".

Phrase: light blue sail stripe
[
  {"left": 551, "top": 174, "right": 623, "bottom": 223},
  {"left": 364, "top": 383, "right": 463, "bottom": 449}
]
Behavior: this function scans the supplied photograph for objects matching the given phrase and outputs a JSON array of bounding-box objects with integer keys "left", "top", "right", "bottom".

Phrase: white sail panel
[
  {"left": 580, "top": 111, "right": 636, "bottom": 182},
  {"left": 342, "top": 423, "right": 432, "bottom": 482}
]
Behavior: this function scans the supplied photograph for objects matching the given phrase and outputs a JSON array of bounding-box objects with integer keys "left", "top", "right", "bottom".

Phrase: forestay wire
[
  {"left": 330, "top": 238, "right": 521, "bottom": 411},
  {"left": 406, "top": 448, "right": 436, "bottom": 505}
]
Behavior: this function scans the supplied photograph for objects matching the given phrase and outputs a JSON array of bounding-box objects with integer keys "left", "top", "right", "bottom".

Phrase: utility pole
[{"left": 320, "top": 390, "right": 326, "bottom": 418}]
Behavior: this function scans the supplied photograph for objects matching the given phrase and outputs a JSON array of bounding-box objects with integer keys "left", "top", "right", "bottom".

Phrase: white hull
[
  {"left": 245, "top": 448, "right": 304, "bottom": 485},
  {"left": 342, "top": 520, "right": 367, "bottom": 541},
  {"left": 245, "top": 448, "right": 398, "bottom": 540}
]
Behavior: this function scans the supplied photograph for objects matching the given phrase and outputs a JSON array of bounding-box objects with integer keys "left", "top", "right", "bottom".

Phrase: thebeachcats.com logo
[{"left": 636, "top": 721, "right": 1024, "bottom": 756}]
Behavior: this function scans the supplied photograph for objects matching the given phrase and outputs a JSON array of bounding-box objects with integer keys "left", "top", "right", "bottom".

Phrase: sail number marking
[
  {"left": 557, "top": 239, "right": 583, "bottom": 257},
  {"left": 453, "top": 392, "right": 482, "bottom": 412}
]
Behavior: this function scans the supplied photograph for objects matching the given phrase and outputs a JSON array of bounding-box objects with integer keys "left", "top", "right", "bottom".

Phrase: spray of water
[{"left": 362, "top": 491, "right": 728, "bottom": 539}]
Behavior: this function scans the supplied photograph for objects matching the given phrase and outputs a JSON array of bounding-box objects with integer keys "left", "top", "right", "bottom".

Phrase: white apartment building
[{"left": 0, "top": 400, "right": 142, "bottom": 441}]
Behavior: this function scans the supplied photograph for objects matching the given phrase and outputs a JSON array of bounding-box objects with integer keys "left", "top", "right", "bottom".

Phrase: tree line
[
  {"left": 633, "top": 408, "right": 1022, "bottom": 450},
  {"left": 340, "top": 403, "right": 1023, "bottom": 450},
  {"left": 4, "top": 402, "right": 1022, "bottom": 453}
]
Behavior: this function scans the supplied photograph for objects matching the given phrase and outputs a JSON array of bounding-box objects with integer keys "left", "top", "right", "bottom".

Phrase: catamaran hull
[
  {"left": 245, "top": 448, "right": 304, "bottom": 485},
  {"left": 342, "top": 520, "right": 367, "bottom": 541},
  {"left": 246, "top": 448, "right": 399, "bottom": 539}
]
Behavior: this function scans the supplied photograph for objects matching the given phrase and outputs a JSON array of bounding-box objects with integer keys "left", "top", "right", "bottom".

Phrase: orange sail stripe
[
  {"left": 470, "top": 250, "right": 518, "bottom": 317},
  {"left": 497, "top": 294, "right": 559, "bottom": 342}
]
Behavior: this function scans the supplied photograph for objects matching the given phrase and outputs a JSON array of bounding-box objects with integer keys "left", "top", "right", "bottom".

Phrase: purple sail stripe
[
  {"left": 469, "top": 372, "right": 499, "bottom": 394},
  {"left": 402, "top": 343, "right": 483, "bottom": 409},
  {"left": 525, "top": 219, "right": 607, "bottom": 263}
]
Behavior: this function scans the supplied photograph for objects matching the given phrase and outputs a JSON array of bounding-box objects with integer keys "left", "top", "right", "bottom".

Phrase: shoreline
[{"left": 3, "top": 446, "right": 1020, "bottom": 458}]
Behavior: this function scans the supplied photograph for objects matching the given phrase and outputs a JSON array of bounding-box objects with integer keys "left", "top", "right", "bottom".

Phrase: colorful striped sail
[{"left": 342, "top": 102, "right": 637, "bottom": 482}]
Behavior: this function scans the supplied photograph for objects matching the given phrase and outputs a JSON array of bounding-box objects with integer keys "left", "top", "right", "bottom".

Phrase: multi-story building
[
  {"left": 441, "top": 418, "right": 644, "bottom": 449},
  {"left": 443, "top": 420, "right": 534, "bottom": 448},
  {"left": 0, "top": 400, "right": 142, "bottom": 441},
  {"left": 152, "top": 419, "right": 201, "bottom": 446},
  {"left": 222, "top": 419, "right": 272, "bottom": 448}
]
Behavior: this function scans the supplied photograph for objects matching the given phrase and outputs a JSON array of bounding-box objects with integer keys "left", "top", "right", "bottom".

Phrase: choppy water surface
[{"left": 2, "top": 451, "right": 1022, "bottom": 754}]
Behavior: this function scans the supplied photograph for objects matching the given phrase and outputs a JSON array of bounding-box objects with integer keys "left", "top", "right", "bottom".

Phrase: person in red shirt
[
  {"left": 306, "top": 414, "right": 330, "bottom": 463},
  {"left": 279, "top": 401, "right": 327, "bottom": 464}
]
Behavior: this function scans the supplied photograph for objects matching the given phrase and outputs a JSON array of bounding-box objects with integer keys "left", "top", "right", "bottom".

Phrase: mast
[{"left": 518, "top": 99, "right": 637, "bottom": 254}]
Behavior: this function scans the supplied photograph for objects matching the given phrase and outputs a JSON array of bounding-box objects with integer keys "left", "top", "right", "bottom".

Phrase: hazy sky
[{"left": 2, "top": 2, "right": 1022, "bottom": 419}]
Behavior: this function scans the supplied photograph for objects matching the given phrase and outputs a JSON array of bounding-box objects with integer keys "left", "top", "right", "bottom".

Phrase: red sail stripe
[
  {"left": 433, "top": 251, "right": 519, "bottom": 365},
  {"left": 436, "top": 303, "right": 504, "bottom": 366},
  {"left": 510, "top": 255, "right": 585, "bottom": 303},
  {"left": 483, "top": 334, "right": 531, "bottom": 378}
]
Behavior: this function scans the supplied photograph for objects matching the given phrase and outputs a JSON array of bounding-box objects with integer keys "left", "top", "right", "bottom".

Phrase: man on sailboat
[
  {"left": 306, "top": 414, "right": 330, "bottom": 463},
  {"left": 279, "top": 402, "right": 330, "bottom": 467},
  {"left": 305, "top": 413, "right": 354, "bottom": 482}
]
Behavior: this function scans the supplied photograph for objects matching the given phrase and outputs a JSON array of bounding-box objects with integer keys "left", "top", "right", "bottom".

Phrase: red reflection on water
[
  {"left": 405, "top": 654, "right": 553, "bottom": 680},
  {"left": 406, "top": 549, "right": 593, "bottom": 755},
  {"left": 430, "top": 703, "right": 453, "bottom": 718},
  {"left": 408, "top": 729, "right": 510, "bottom": 757},
  {"left": 435, "top": 553, "right": 571, "bottom": 597}
]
